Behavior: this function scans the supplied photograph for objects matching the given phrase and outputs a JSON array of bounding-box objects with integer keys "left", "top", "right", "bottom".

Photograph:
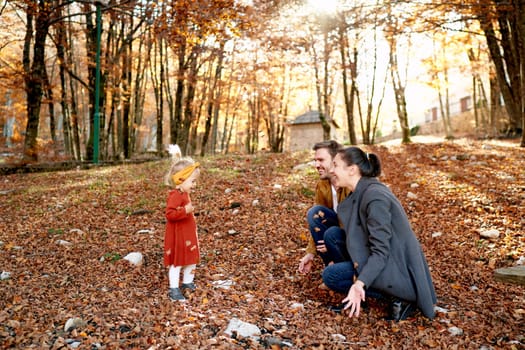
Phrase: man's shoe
[
  {"left": 328, "top": 301, "right": 368, "bottom": 313},
  {"left": 328, "top": 303, "right": 346, "bottom": 313},
  {"left": 168, "top": 288, "right": 186, "bottom": 301},
  {"left": 386, "top": 299, "right": 416, "bottom": 321},
  {"left": 181, "top": 282, "right": 196, "bottom": 291}
]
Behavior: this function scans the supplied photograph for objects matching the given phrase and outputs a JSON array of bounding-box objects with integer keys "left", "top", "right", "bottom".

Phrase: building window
[
  {"left": 460, "top": 96, "right": 472, "bottom": 112},
  {"left": 432, "top": 107, "right": 438, "bottom": 121}
]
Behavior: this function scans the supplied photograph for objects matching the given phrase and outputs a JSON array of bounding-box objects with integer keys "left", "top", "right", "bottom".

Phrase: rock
[
  {"left": 290, "top": 302, "right": 304, "bottom": 311},
  {"left": 244, "top": 293, "right": 256, "bottom": 303},
  {"left": 224, "top": 318, "right": 261, "bottom": 339},
  {"left": 410, "top": 183, "right": 419, "bottom": 188},
  {"left": 448, "top": 326, "right": 463, "bottom": 336},
  {"left": 494, "top": 265, "right": 525, "bottom": 286},
  {"left": 1, "top": 271, "right": 11, "bottom": 280},
  {"left": 434, "top": 306, "right": 448, "bottom": 314},
  {"left": 66, "top": 339, "right": 82, "bottom": 348},
  {"left": 517, "top": 256, "right": 525, "bottom": 265},
  {"left": 480, "top": 229, "right": 500, "bottom": 239},
  {"left": 123, "top": 252, "right": 143, "bottom": 266},
  {"left": 252, "top": 199, "right": 259, "bottom": 206},
  {"left": 56, "top": 239, "right": 73, "bottom": 247},
  {"left": 212, "top": 280, "right": 234, "bottom": 289},
  {"left": 407, "top": 192, "right": 418, "bottom": 200},
  {"left": 331, "top": 333, "right": 346, "bottom": 341},
  {"left": 64, "top": 317, "right": 86, "bottom": 332},
  {"left": 263, "top": 336, "right": 294, "bottom": 348},
  {"left": 69, "top": 228, "right": 85, "bottom": 235},
  {"left": 136, "top": 229, "right": 153, "bottom": 234}
]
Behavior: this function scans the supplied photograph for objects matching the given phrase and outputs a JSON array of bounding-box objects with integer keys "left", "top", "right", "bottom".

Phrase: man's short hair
[{"left": 312, "top": 140, "right": 343, "bottom": 159}]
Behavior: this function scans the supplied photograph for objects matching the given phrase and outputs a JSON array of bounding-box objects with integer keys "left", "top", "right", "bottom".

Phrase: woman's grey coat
[{"left": 338, "top": 177, "right": 437, "bottom": 319}]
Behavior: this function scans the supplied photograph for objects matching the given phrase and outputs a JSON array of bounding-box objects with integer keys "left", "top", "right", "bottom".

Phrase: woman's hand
[{"left": 342, "top": 280, "right": 366, "bottom": 318}]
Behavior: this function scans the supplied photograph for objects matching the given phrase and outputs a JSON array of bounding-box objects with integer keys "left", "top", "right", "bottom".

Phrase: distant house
[{"left": 286, "top": 110, "right": 339, "bottom": 152}]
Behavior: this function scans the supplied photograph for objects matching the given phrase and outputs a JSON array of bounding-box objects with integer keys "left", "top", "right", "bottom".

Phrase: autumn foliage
[{"left": 0, "top": 139, "right": 523, "bottom": 348}]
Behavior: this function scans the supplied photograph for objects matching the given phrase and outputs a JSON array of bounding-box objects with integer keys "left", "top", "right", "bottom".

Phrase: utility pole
[{"left": 93, "top": 0, "right": 107, "bottom": 163}]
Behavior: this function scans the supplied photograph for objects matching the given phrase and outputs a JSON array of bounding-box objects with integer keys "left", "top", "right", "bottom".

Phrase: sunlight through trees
[{"left": 0, "top": 0, "right": 524, "bottom": 162}]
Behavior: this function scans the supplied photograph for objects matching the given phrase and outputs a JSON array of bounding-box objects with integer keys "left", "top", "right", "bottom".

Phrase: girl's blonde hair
[{"left": 164, "top": 145, "right": 198, "bottom": 187}]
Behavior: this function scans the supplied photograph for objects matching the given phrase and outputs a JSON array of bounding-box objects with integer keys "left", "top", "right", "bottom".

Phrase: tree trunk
[
  {"left": 480, "top": 9, "right": 522, "bottom": 136},
  {"left": 23, "top": 0, "right": 50, "bottom": 162},
  {"left": 132, "top": 29, "right": 147, "bottom": 153},
  {"left": 172, "top": 40, "right": 186, "bottom": 147},
  {"left": 360, "top": 26, "right": 381, "bottom": 145},
  {"left": 210, "top": 41, "right": 225, "bottom": 155},
  {"left": 190, "top": 70, "right": 209, "bottom": 155},
  {"left": 42, "top": 68, "right": 56, "bottom": 146},
  {"left": 339, "top": 25, "right": 358, "bottom": 145},
  {"left": 387, "top": 26, "right": 410, "bottom": 144},
  {"left": 121, "top": 38, "right": 132, "bottom": 159},
  {"left": 149, "top": 34, "right": 163, "bottom": 156},
  {"left": 517, "top": 2, "right": 525, "bottom": 146},
  {"left": 488, "top": 69, "right": 499, "bottom": 138},
  {"left": 84, "top": 3, "right": 100, "bottom": 161},
  {"left": 182, "top": 48, "right": 200, "bottom": 155},
  {"left": 472, "top": 76, "right": 479, "bottom": 133},
  {"left": 221, "top": 41, "right": 238, "bottom": 154},
  {"left": 311, "top": 31, "right": 331, "bottom": 141},
  {"left": 321, "top": 30, "right": 331, "bottom": 141},
  {"left": 201, "top": 51, "right": 223, "bottom": 156},
  {"left": 55, "top": 13, "right": 73, "bottom": 158},
  {"left": 64, "top": 8, "right": 82, "bottom": 160}
]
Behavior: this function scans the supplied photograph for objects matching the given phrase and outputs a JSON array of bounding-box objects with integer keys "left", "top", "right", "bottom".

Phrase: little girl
[{"left": 164, "top": 145, "right": 201, "bottom": 301}]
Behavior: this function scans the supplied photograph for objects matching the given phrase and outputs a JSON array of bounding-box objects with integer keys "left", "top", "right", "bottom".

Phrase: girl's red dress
[{"left": 164, "top": 189, "right": 200, "bottom": 267}]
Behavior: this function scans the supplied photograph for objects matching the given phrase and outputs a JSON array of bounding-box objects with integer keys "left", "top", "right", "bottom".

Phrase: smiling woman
[{"left": 306, "top": 0, "right": 339, "bottom": 14}]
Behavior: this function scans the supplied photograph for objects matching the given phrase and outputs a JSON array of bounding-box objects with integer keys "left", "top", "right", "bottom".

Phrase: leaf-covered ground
[{"left": 1, "top": 139, "right": 524, "bottom": 349}]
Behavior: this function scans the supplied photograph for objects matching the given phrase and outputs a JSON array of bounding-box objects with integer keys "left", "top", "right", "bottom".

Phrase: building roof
[{"left": 289, "top": 110, "right": 338, "bottom": 127}]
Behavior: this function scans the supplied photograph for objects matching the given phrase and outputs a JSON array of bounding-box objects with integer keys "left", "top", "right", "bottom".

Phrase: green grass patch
[
  {"left": 102, "top": 252, "right": 121, "bottom": 262},
  {"left": 48, "top": 228, "right": 64, "bottom": 235},
  {"left": 206, "top": 167, "right": 242, "bottom": 180}
]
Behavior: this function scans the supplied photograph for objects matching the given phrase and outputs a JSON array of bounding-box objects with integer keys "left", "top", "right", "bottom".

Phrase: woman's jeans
[
  {"left": 307, "top": 205, "right": 347, "bottom": 265},
  {"left": 308, "top": 205, "right": 384, "bottom": 299},
  {"left": 322, "top": 260, "right": 384, "bottom": 299}
]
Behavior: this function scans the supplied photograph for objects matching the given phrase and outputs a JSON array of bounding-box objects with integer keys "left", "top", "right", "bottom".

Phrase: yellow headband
[{"left": 172, "top": 162, "right": 200, "bottom": 185}]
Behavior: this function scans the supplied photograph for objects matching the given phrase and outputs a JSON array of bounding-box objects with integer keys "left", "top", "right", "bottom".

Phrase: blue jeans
[
  {"left": 323, "top": 259, "right": 385, "bottom": 300},
  {"left": 307, "top": 205, "right": 347, "bottom": 265}
]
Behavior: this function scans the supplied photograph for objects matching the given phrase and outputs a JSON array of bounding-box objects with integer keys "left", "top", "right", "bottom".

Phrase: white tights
[{"left": 168, "top": 264, "right": 196, "bottom": 289}]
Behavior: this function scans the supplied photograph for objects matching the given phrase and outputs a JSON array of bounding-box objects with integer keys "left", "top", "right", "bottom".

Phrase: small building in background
[{"left": 286, "top": 110, "right": 340, "bottom": 152}]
